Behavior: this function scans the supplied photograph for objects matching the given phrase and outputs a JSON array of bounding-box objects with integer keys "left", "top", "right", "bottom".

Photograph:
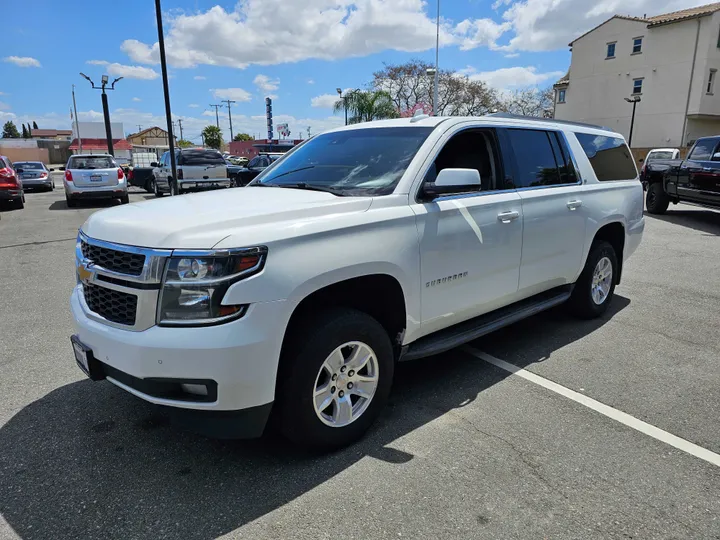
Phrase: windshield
[
  {"left": 647, "top": 151, "right": 674, "bottom": 161},
  {"left": 14, "top": 162, "right": 44, "bottom": 170},
  {"left": 68, "top": 156, "right": 116, "bottom": 170},
  {"left": 179, "top": 150, "right": 225, "bottom": 166},
  {"left": 255, "top": 127, "right": 433, "bottom": 196}
]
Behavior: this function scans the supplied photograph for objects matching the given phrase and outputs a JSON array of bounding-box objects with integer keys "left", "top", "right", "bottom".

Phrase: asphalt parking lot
[{"left": 1, "top": 175, "right": 719, "bottom": 540}]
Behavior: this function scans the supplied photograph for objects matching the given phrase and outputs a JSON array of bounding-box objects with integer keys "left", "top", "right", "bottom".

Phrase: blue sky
[{"left": 0, "top": 0, "right": 699, "bottom": 143}]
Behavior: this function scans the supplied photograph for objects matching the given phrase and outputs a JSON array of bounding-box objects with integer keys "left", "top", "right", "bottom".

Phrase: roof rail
[{"left": 487, "top": 112, "right": 609, "bottom": 131}]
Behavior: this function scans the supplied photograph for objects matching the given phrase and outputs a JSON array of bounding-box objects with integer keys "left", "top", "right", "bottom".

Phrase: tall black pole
[
  {"left": 628, "top": 101, "right": 637, "bottom": 148},
  {"left": 344, "top": 97, "right": 348, "bottom": 126},
  {"left": 155, "top": 0, "right": 177, "bottom": 184},
  {"left": 101, "top": 90, "right": 114, "bottom": 156}
]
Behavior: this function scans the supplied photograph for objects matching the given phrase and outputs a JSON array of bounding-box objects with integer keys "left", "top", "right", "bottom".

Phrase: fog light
[{"left": 181, "top": 383, "right": 209, "bottom": 396}]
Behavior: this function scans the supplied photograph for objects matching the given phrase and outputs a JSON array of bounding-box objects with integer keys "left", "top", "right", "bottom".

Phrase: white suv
[{"left": 70, "top": 114, "right": 644, "bottom": 449}]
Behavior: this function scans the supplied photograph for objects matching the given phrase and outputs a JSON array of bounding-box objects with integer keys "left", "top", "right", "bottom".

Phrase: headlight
[{"left": 157, "top": 247, "right": 267, "bottom": 326}]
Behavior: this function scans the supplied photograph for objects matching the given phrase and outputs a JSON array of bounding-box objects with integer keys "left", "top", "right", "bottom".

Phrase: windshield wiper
[{"left": 273, "top": 182, "right": 346, "bottom": 196}]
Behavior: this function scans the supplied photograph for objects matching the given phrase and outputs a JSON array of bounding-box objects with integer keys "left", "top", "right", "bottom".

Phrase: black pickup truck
[{"left": 645, "top": 136, "right": 720, "bottom": 214}]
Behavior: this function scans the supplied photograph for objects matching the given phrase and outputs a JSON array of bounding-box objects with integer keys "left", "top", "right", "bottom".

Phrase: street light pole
[
  {"left": 433, "top": 0, "right": 440, "bottom": 116},
  {"left": 155, "top": 0, "right": 177, "bottom": 184},
  {"left": 71, "top": 85, "right": 82, "bottom": 154},
  {"left": 624, "top": 96, "right": 641, "bottom": 148},
  {"left": 79, "top": 72, "right": 123, "bottom": 156},
  {"left": 337, "top": 88, "right": 347, "bottom": 125}
]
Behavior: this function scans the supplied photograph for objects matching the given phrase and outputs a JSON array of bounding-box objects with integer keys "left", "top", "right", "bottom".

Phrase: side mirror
[
  {"left": 638, "top": 158, "right": 644, "bottom": 162},
  {"left": 15, "top": 168, "right": 24, "bottom": 173},
  {"left": 49, "top": 168, "right": 55, "bottom": 171},
  {"left": 150, "top": 162, "right": 158, "bottom": 168},
  {"left": 424, "top": 168, "right": 481, "bottom": 198},
  {"left": 712, "top": 152, "right": 720, "bottom": 160}
]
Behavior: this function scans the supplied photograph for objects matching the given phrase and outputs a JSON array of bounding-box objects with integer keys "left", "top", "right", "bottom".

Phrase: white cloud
[
  {"left": 120, "top": 1, "right": 456, "bottom": 68},
  {"left": 188, "top": 104, "right": 199, "bottom": 108},
  {"left": 85, "top": 60, "right": 159, "bottom": 80},
  {"left": 468, "top": 66, "right": 564, "bottom": 90},
  {"left": 132, "top": 97, "right": 142, "bottom": 102},
  {"left": 202, "top": 110, "right": 216, "bottom": 117},
  {"left": 210, "top": 88, "right": 252, "bottom": 101},
  {"left": 253, "top": 74, "right": 280, "bottom": 93},
  {"left": 0, "top": 91, "right": 7, "bottom": 95},
  {"left": 455, "top": 18, "right": 510, "bottom": 50},
  {"left": 0, "top": 101, "right": 10, "bottom": 111},
  {"left": 311, "top": 93, "right": 341, "bottom": 109},
  {"left": 194, "top": 75, "right": 206, "bottom": 80},
  {"left": 3, "top": 56, "right": 41, "bottom": 68},
  {"left": 307, "top": 79, "right": 315, "bottom": 85},
  {"left": 504, "top": 53, "right": 520, "bottom": 58}
]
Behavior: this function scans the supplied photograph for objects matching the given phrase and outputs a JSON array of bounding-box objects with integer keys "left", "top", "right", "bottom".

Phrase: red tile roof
[{"left": 68, "top": 138, "right": 132, "bottom": 151}]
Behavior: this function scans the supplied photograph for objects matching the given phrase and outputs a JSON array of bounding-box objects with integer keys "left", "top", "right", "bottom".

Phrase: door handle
[
  {"left": 497, "top": 210, "right": 520, "bottom": 223},
  {"left": 567, "top": 200, "right": 583, "bottom": 210}
]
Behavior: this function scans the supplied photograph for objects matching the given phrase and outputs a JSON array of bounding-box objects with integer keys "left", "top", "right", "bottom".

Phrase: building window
[
  {"left": 606, "top": 42, "right": 616, "bottom": 58},
  {"left": 557, "top": 89, "right": 566, "bottom": 103},
  {"left": 632, "top": 78, "right": 643, "bottom": 95},
  {"left": 708, "top": 69, "right": 717, "bottom": 94},
  {"left": 632, "top": 37, "right": 643, "bottom": 54},
  {"left": 717, "top": 26, "right": 720, "bottom": 48}
]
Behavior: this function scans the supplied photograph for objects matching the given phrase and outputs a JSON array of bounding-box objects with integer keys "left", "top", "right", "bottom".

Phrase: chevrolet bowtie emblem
[{"left": 77, "top": 261, "right": 94, "bottom": 284}]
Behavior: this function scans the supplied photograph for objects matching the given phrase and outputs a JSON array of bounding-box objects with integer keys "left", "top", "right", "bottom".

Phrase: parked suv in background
[
  {"left": 0, "top": 156, "right": 24, "bottom": 209},
  {"left": 62, "top": 154, "right": 128, "bottom": 208},
  {"left": 232, "top": 153, "right": 283, "bottom": 186},
  {"left": 151, "top": 148, "right": 230, "bottom": 196},
  {"left": 70, "top": 114, "right": 644, "bottom": 450}
]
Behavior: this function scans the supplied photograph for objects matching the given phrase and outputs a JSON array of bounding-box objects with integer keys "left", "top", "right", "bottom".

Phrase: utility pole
[
  {"left": 137, "top": 124, "right": 142, "bottom": 132},
  {"left": 433, "top": 0, "right": 440, "bottom": 116},
  {"left": 72, "top": 84, "right": 82, "bottom": 154},
  {"left": 221, "top": 99, "right": 236, "bottom": 140},
  {"left": 209, "top": 104, "right": 222, "bottom": 128},
  {"left": 155, "top": 0, "right": 177, "bottom": 184},
  {"left": 177, "top": 118, "right": 184, "bottom": 141}
]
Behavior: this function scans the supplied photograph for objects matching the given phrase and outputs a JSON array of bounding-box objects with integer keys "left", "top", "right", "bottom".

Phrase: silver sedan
[{"left": 14, "top": 161, "right": 54, "bottom": 191}]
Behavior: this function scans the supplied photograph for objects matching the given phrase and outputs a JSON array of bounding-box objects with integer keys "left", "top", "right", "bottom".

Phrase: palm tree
[{"left": 333, "top": 90, "right": 399, "bottom": 124}]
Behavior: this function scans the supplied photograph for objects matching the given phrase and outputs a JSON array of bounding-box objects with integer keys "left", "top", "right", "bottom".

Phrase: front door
[
  {"left": 501, "top": 128, "right": 587, "bottom": 292},
  {"left": 411, "top": 128, "right": 523, "bottom": 336},
  {"left": 678, "top": 138, "right": 720, "bottom": 206}
]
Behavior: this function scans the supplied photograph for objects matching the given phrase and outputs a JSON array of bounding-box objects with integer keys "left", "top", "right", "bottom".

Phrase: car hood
[{"left": 81, "top": 187, "right": 373, "bottom": 249}]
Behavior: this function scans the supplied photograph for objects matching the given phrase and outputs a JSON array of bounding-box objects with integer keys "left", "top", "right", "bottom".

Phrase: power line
[
  {"left": 221, "top": 99, "right": 236, "bottom": 141},
  {"left": 208, "top": 104, "right": 222, "bottom": 129}
]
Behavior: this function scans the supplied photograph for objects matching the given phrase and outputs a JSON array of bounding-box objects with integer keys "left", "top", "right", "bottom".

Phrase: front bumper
[
  {"left": 65, "top": 181, "right": 127, "bottom": 199},
  {"left": 70, "top": 286, "right": 288, "bottom": 436}
]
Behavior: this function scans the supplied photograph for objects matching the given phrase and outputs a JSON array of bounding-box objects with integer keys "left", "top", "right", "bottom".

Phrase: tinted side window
[
  {"left": 553, "top": 132, "right": 579, "bottom": 184},
  {"left": 688, "top": 139, "right": 717, "bottom": 161},
  {"left": 506, "top": 129, "right": 561, "bottom": 188},
  {"left": 178, "top": 150, "right": 224, "bottom": 165},
  {"left": 575, "top": 133, "right": 637, "bottom": 181},
  {"left": 428, "top": 130, "right": 500, "bottom": 192},
  {"left": 248, "top": 157, "right": 261, "bottom": 168}
]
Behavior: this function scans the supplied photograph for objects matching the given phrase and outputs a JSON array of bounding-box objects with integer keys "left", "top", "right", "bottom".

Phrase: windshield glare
[
  {"left": 647, "top": 151, "right": 674, "bottom": 161},
  {"left": 15, "top": 162, "right": 44, "bottom": 170},
  {"left": 256, "top": 127, "right": 433, "bottom": 196}
]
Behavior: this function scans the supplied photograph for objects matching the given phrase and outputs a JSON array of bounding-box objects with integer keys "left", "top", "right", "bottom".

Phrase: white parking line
[{"left": 463, "top": 346, "right": 720, "bottom": 468}]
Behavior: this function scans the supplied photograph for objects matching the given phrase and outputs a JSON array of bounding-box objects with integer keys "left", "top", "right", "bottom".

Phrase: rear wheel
[
  {"left": 170, "top": 180, "right": 179, "bottom": 196},
  {"left": 11, "top": 196, "right": 24, "bottom": 210},
  {"left": 646, "top": 182, "right": 670, "bottom": 214},
  {"left": 66, "top": 195, "right": 77, "bottom": 208},
  {"left": 119, "top": 194, "right": 130, "bottom": 204},
  {"left": 568, "top": 240, "right": 617, "bottom": 319},
  {"left": 276, "top": 308, "right": 395, "bottom": 450},
  {"left": 153, "top": 178, "right": 164, "bottom": 198}
]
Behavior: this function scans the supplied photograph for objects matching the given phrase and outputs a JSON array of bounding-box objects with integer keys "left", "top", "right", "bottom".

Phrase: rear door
[
  {"left": 678, "top": 138, "right": 720, "bottom": 205},
  {"left": 68, "top": 155, "right": 119, "bottom": 187},
  {"left": 178, "top": 149, "right": 226, "bottom": 181},
  {"left": 500, "top": 127, "right": 586, "bottom": 293}
]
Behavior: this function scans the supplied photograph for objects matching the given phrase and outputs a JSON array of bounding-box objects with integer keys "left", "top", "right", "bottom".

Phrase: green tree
[
  {"left": 32, "top": 121, "right": 39, "bottom": 129},
  {"left": 177, "top": 139, "right": 194, "bottom": 148},
  {"left": 333, "top": 90, "right": 399, "bottom": 124},
  {"left": 233, "top": 132, "right": 253, "bottom": 142},
  {"left": 2, "top": 121, "right": 20, "bottom": 138},
  {"left": 202, "top": 125, "right": 223, "bottom": 149},
  {"left": 21, "top": 124, "right": 29, "bottom": 138}
]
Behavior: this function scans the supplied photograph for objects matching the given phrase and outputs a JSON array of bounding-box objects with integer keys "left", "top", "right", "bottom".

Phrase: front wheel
[
  {"left": 276, "top": 309, "right": 395, "bottom": 450},
  {"left": 646, "top": 182, "right": 669, "bottom": 214},
  {"left": 568, "top": 240, "right": 618, "bottom": 319}
]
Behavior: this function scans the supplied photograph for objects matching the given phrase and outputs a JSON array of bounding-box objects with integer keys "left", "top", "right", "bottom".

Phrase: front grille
[
  {"left": 83, "top": 283, "right": 138, "bottom": 326},
  {"left": 81, "top": 240, "right": 145, "bottom": 276}
]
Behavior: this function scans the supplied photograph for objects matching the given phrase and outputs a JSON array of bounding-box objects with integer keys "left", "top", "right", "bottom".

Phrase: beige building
[
  {"left": 555, "top": 3, "right": 720, "bottom": 150},
  {"left": 127, "top": 126, "right": 176, "bottom": 147}
]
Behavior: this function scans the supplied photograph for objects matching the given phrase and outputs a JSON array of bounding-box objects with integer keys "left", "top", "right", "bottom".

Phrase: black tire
[
  {"left": 275, "top": 308, "right": 395, "bottom": 450},
  {"left": 120, "top": 194, "right": 130, "bottom": 204},
  {"left": 646, "top": 182, "right": 669, "bottom": 214},
  {"left": 11, "top": 196, "right": 24, "bottom": 210},
  {"left": 568, "top": 240, "right": 618, "bottom": 319},
  {"left": 66, "top": 195, "right": 77, "bottom": 208},
  {"left": 153, "top": 178, "right": 164, "bottom": 198},
  {"left": 144, "top": 178, "right": 154, "bottom": 193},
  {"left": 170, "top": 180, "right": 179, "bottom": 196}
]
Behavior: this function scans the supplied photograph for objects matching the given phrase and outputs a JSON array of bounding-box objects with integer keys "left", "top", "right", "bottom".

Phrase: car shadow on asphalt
[
  {"left": 0, "top": 297, "right": 629, "bottom": 540},
  {"left": 644, "top": 208, "right": 720, "bottom": 236},
  {"left": 48, "top": 199, "right": 122, "bottom": 211}
]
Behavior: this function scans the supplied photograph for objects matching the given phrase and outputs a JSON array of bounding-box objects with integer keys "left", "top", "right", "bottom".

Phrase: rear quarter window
[
  {"left": 178, "top": 150, "right": 225, "bottom": 166},
  {"left": 575, "top": 133, "right": 637, "bottom": 181}
]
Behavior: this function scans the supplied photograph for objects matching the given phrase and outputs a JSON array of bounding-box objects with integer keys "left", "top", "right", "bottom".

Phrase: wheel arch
[{"left": 589, "top": 221, "right": 625, "bottom": 285}]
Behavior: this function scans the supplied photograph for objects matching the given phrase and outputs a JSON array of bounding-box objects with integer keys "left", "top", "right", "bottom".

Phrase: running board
[{"left": 401, "top": 285, "right": 573, "bottom": 361}]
